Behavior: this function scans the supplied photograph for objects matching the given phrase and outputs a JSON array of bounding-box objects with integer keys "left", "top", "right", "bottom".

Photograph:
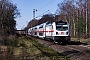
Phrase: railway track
[{"left": 29, "top": 36, "right": 90, "bottom": 60}]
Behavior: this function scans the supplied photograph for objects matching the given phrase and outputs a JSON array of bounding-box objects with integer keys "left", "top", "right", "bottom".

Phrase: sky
[{"left": 12, "top": 0, "right": 63, "bottom": 30}]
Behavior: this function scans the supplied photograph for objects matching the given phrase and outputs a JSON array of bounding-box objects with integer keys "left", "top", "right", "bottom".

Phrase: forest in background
[{"left": 26, "top": 0, "right": 90, "bottom": 38}]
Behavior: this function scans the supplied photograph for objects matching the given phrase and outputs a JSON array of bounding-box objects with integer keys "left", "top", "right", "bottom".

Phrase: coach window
[
  {"left": 39, "top": 26, "right": 43, "bottom": 28},
  {"left": 34, "top": 27, "right": 37, "bottom": 35},
  {"left": 39, "top": 25, "right": 44, "bottom": 36},
  {"left": 35, "top": 28, "right": 36, "bottom": 29},
  {"left": 52, "top": 25, "right": 53, "bottom": 29},
  {"left": 46, "top": 22, "right": 49, "bottom": 25}
]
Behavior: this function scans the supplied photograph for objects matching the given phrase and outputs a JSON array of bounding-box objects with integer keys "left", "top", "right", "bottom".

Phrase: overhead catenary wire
[
  {"left": 37, "top": 0, "right": 56, "bottom": 11},
  {"left": 36, "top": 10, "right": 50, "bottom": 18},
  {"left": 34, "top": 0, "right": 56, "bottom": 19},
  {"left": 35, "top": 0, "right": 56, "bottom": 18}
]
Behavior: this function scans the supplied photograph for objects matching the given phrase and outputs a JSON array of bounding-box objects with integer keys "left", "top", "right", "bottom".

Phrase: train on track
[{"left": 28, "top": 20, "right": 70, "bottom": 44}]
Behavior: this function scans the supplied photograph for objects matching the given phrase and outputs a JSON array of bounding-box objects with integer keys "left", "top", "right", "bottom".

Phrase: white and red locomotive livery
[{"left": 28, "top": 20, "right": 70, "bottom": 43}]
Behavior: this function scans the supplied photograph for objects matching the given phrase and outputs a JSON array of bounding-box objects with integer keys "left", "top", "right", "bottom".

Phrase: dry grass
[
  {"left": 0, "top": 36, "right": 69, "bottom": 60},
  {"left": 71, "top": 38, "right": 90, "bottom": 44}
]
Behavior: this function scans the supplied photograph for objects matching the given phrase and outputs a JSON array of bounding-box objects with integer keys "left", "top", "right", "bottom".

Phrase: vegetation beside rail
[
  {"left": 0, "top": 36, "right": 69, "bottom": 60},
  {"left": 71, "top": 38, "right": 90, "bottom": 44}
]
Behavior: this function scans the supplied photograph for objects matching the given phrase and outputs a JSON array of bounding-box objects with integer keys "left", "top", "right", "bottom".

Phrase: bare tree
[
  {"left": 0, "top": 0, "right": 20, "bottom": 36},
  {"left": 56, "top": 0, "right": 90, "bottom": 38}
]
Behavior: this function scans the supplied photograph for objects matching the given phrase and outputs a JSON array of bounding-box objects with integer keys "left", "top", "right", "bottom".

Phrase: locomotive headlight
[
  {"left": 56, "top": 32, "right": 58, "bottom": 35},
  {"left": 66, "top": 32, "right": 68, "bottom": 35}
]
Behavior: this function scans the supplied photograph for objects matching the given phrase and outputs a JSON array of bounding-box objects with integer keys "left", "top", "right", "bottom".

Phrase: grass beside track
[
  {"left": 71, "top": 38, "right": 90, "bottom": 44},
  {"left": 4, "top": 36, "right": 69, "bottom": 60}
]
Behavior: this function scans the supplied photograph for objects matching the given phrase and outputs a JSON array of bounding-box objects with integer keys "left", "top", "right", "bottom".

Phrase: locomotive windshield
[
  {"left": 55, "top": 21, "right": 68, "bottom": 31},
  {"left": 56, "top": 25, "right": 68, "bottom": 31}
]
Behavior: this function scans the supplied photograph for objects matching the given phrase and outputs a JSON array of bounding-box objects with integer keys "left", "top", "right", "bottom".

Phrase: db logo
[{"left": 61, "top": 32, "right": 64, "bottom": 34}]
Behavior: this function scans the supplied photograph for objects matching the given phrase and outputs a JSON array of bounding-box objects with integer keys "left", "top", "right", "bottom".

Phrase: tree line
[
  {"left": 0, "top": 0, "right": 20, "bottom": 35},
  {"left": 26, "top": 0, "right": 90, "bottom": 38},
  {"left": 56, "top": 0, "right": 90, "bottom": 38},
  {"left": 0, "top": 0, "right": 20, "bottom": 43},
  {"left": 26, "top": 14, "right": 55, "bottom": 29}
]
